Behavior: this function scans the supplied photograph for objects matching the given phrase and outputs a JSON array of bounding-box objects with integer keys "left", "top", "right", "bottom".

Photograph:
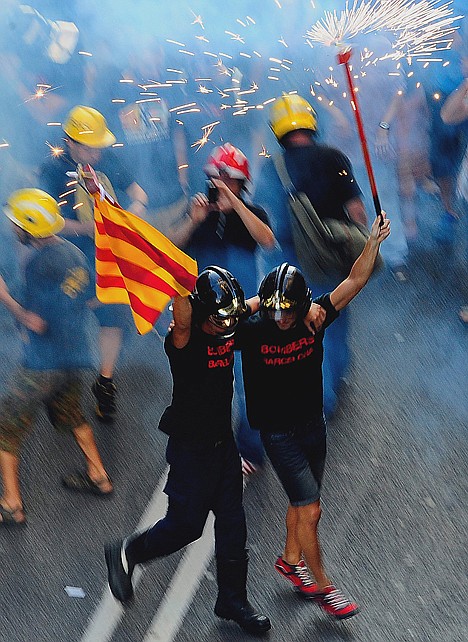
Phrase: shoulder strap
[
  {"left": 272, "top": 153, "right": 296, "bottom": 196},
  {"left": 272, "top": 153, "right": 332, "bottom": 241}
]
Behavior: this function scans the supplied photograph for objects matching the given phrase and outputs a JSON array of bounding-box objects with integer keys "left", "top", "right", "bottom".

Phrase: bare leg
[
  {"left": 0, "top": 450, "right": 26, "bottom": 522},
  {"left": 72, "top": 423, "right": 113, "bottom": 492},
  {"left": 283, "top": 502, "right": 331, "bottom": 590},
  {"left": 99, "top": 327, "right": 123, "bottom": 378}
]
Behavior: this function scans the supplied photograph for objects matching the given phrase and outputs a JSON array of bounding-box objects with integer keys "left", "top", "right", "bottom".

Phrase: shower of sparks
[
  {"left": 46, "top": 142, "right": 64, "bottom": 157},
  {"left": 191, "top": 121, "right": 220, "bottom": 151},
  {"left": 24, "top": 84, "right": 61, "bottom": 103},
  {"left": 306, "top": 0, "right": 462, "bottom": 60},
  {"left": 225, "top": 31, "right": 246, "bottom": 44},
  {"left": 191, "top": 12, "right": 205, "bottom": 29}
]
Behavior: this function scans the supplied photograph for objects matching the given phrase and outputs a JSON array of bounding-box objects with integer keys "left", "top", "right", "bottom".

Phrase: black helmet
[
  {"left": 258, "top": 263, "right": 312, "bottom": 321},
  {"left": 190, "top": 266, "right": 247, "bottom": 337}
]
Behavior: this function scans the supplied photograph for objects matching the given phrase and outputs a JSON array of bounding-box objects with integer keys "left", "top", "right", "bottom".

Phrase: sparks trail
[{"left": 306, "top": 0, "right": 462, "bottom": 61}]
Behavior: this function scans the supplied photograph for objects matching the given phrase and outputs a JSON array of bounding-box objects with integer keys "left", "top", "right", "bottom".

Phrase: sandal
[
  {"left": 0, "top": 502, "right": 26, "bottom": 527},
  {"left": 62, "top": 471, "right": 113, "bottom": 497}
]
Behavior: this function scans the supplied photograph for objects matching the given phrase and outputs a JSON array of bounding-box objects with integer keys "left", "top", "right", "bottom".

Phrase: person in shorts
[
  {"left": 0, "top": 189, "right": 113, "bottom": 526},
  {"left": 235, "top": 213, "right": 390, "bottom": 619}
]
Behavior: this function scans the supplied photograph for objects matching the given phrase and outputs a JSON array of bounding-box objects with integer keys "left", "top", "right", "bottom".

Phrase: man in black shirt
[
  {"left": 168, "top": 143, "right": 276, "bottom": 474},
  {"left": 104, "top": 267, "right": 271, "bottom": 636},
  {"left": 254, "top": 94, "right": 369, "bottom": 422},
  {"left": 235, "top": 213, "right": 390, "bottom": 620}
]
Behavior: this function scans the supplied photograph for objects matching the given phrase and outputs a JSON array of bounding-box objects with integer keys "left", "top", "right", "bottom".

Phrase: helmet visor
[
  {"left": 217, "top": 295, "right": 247, "bottom": 318},
  {"left": 208, "top": 314, "right": 239, "bottom": 338},
  {"left": 266, "top": 309, "right": 298, "bottom": 322}
]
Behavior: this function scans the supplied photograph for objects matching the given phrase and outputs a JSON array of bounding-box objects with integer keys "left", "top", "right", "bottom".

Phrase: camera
[{"left": 206, "top": 179, "right": 219, "bottom": 204}]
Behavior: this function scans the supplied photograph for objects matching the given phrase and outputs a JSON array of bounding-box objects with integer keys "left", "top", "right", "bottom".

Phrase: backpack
[{"left": 272, "top": 153, "right": 383, "bottom": 284}]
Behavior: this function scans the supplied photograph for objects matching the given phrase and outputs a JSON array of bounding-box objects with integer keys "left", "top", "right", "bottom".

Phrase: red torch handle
[{"left": 337, "top": 50, "right": 383, "bottom": 224}]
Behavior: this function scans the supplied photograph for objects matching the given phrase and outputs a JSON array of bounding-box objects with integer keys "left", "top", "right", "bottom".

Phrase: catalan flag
[{"left": 94, "top": 194, "right": 198, "bottom": 335}]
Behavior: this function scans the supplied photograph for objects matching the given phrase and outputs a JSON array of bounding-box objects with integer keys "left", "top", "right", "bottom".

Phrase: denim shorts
[{"left": 260, "top": 416, "right": 327, "bottom": 507}]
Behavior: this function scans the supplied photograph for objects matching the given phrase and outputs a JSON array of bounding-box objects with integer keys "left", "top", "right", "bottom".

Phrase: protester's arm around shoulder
[
  {"left": 171, "top": 295, "right": 193, "bottom": 349},
  {"left": 330, "top": 212, "right": 390, "bottom": 311},
  {"left": 0, "top": 275, "right": 47, "bottom": 334},
  {"left": 303, "top": 303, "right": 326, "bottom": 334}
]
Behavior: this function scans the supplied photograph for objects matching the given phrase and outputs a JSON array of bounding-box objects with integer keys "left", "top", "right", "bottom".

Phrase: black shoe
[
  {"left": 104, "top": 539, "right": 134, "bottom": 603},
  {"left": 215, "top": 600, "right": 271, "bottom": 635},
  {"left": 92, "top": 378, "right": 116, "bottom": 423}
]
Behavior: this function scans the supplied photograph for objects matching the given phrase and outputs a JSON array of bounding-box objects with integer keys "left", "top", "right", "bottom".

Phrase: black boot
[{"left": 214, "top": 552, "right": 271, "bottom": 635}]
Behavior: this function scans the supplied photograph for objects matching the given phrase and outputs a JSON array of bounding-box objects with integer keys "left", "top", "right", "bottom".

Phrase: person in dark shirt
[
  {"left": 168, "top": 143, "right": 276, "bottom": 474},
  {"left": 104, "top": 266, "right": 271, "bottom": 636},
  {"left": 254, "top": 93, "right": 369, "bottom": 421},
  {"left": 0, "top": 189, "right": 113, "bottom": 526},
  {"left": 38, "top": 105, "right": 148, "bottom": 422},
  {"left": 235, "top": 213, "right": 390, "bottom": 620}
]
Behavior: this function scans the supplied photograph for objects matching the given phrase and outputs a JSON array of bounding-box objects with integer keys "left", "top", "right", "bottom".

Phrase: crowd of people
[{"left": 0, "top": 0, "right": 466, "bottom": 636}]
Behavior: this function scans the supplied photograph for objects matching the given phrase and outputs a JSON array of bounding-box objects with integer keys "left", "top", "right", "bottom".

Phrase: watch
[{"left": 379, "top": 121, "right": 390, "bottom": 130}]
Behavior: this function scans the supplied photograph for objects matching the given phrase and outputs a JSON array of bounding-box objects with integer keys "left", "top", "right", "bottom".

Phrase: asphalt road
[{"left": 0, "top": 199, "right": 467, "bottom": 642}]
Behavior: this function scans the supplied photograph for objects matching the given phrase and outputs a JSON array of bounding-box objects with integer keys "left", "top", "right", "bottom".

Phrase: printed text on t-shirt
[
  {"left": 261, "top": 335, "right": 315, "bottom": 366},
  {"left": 207, "top": 339, "right": 234, "bottom": 368}
]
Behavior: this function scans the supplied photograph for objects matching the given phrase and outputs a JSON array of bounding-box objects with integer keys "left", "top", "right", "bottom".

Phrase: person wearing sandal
[{"left": 0, "top": 189, "right": 113, "bottom": 526}]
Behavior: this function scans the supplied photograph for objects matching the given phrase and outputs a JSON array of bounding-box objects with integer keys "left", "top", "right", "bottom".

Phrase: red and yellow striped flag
[{"left": 94, "top": 195, "right": 198, "bottom": 335}]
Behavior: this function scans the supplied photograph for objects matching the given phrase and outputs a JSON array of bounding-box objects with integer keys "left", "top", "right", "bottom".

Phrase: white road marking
[
  {"left": 80, "top": 468, "right": 169, "bottom": 642},
  {"left": 142, "top": 514, "right": 215, "bottom": 642},
  {"left": 81, "top": 467, "right": 247, "bottom": 642}
]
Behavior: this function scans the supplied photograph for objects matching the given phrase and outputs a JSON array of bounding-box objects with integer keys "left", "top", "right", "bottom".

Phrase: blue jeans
[
  {"left": 126, "top": 435, "right": 247, "bottom": 564},
  {"left": 260, "top": 416, "right": 327, "bottom": 506}
]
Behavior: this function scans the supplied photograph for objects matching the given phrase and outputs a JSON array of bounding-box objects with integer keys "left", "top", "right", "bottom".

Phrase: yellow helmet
[
  {"left": 63, "top": 105, "right": 116, "bottom": 148},
  {"left": 270, "top": 94, "right": 317, "bottom": 141},
  {"left": 4, "top": 189, "right": 65, "bottom": 238}
]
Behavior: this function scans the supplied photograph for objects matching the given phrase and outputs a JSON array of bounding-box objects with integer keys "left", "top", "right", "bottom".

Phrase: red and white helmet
[{"left": 204, "top": 143, "right": 251, "bottom": 181}]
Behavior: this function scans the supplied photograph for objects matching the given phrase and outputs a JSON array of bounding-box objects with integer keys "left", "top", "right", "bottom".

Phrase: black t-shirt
[
  {"left": 284, "top": 144, "right": 362, "bottom": 221},
  {"left": 188, "top": 202, "right": 270, "bottom": 292},
  {"left": 158, "top": 326, "right": 235, "bottom": 444},
  {"left": 235, "top": 294, "right": 339, "bottom": 432},
  {"left": 39, "top": 151, "right": 133, "bottom": 221},
  {"left": 38, "top": 150, "right": 133, "bottom": 260},
  {"left": 189, "top": 202, "right": 269, "bottom": 254}
]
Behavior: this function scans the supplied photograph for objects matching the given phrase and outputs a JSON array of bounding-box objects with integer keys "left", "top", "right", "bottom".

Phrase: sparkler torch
[{"left": 337, "top": 47, "right": 383, "bottom": 224}]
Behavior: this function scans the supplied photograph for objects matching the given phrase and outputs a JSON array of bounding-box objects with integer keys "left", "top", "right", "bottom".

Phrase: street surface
[{"left": 0, "top": 199, "right": 467, "bottom": 642}]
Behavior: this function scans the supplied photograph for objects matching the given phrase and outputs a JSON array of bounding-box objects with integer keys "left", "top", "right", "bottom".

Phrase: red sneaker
[
  {"left": 274, "top": 556, "right": 320, "bottom": 598},
  {"left": 316, "top": 585, "right": 359, "bottom": 619}
]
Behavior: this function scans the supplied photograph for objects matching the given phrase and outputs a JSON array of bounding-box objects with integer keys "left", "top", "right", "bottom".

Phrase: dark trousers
[{"left": 126, "top": 435, "right": 247, "bottom": 565}]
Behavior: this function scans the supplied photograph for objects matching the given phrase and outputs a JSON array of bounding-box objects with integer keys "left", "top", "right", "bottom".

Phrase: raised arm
[
  {"left": 212, "top": 179, "right": 275, "bottom": 249},
  {"left": 171, "top": 295, "right": 193, "bottom": 348},
  {"left": 330, "top": 213, "right": 390, "bottom": 312}
]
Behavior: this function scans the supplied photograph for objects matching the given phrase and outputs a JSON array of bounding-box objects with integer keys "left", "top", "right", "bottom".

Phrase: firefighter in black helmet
[
  {"left": 104, "top": 266, "right": 271, "bottom": 636},
  {"left": 234, "top": 213, "right": 390, "bottom": 620}
]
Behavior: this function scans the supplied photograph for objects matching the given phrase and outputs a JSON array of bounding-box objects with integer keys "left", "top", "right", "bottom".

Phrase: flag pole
[
  {"left": 337, "top": 48, "right": 383, "bottom": 225},
  {"left": 76, "top": 163, "right": 118, "bottom": 206}
]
